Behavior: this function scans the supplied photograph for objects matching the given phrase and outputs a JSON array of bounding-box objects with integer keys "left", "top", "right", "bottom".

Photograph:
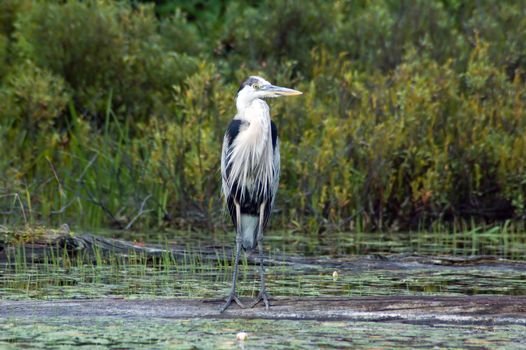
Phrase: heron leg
[
  {"left": 220, "top": 201, "right": 245, "bottom": 313},
  {"left": 249, "top": 202, "right": 270, "bottom": 309}
]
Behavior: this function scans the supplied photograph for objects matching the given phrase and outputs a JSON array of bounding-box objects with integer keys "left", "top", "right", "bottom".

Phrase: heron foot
[
  {"left": 248, "top": 290, "right": 270, "bottom": 309},
  {"left": 219, "top": 292, "right": 245, "bottom": 313}
]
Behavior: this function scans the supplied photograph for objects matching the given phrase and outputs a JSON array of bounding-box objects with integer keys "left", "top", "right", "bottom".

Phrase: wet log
[
  {"left": 1, "top": 296, "right": 525, "bottom": 325},
  {"left": 0, "top": 228, "right": 216, "bottom": 264}
]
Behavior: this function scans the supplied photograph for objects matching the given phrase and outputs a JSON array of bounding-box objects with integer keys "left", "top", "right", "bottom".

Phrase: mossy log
[{"left": 1, "top": 296, "right": 525, "bottom": 325}]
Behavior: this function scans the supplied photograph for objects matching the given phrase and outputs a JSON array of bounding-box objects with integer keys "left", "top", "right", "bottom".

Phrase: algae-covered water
[
  {"left": 1, "top": 229, "right": 525, "bottom": 348},
  {"left": 1, "top": 317, "right": 525, "bottom": 349}
]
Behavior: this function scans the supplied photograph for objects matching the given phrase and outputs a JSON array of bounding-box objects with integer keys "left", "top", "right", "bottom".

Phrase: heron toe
[
  {"left": 219, "top": 292, "right": 245, "bottom": 313},
  {"left": 248, "top": 290, "right": 270, "bottom": 309}
]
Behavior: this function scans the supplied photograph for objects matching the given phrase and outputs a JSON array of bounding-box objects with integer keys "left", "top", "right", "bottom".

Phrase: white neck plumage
[
  {"left": 236, "top": 98, "right": 270, "bottom": 155},
  {"left": 229, "top": 98, "right": 274, "bottom": 199}
]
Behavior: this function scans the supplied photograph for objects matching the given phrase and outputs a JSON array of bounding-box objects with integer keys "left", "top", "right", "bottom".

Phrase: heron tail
[{"left": 240, "top": 214, "right": 258, "bottom": 250}]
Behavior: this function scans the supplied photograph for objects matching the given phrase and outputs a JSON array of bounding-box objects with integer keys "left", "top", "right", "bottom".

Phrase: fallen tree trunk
[{"left": 1, "top": 296, "right": 525, "bottom": 325}]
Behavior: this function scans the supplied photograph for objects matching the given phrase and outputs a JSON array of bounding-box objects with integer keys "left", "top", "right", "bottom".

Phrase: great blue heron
[{"left": 220, "top": 76, "right": 302, "bottom": 312}]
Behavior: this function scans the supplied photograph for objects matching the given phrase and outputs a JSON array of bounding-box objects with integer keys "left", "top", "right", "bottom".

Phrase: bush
[
  {"left": 0, "top": 34, "right": 7, "bottom": 79},
  {"left": 0, "top": 61, "right": 69, "bottom": 167},
  {"left": 276, "top": 42, "right": 526, "bottom": 230},
  {"left": 14, "top": 1, "right": 198, "bottom": 123},
  {"left": 217, "top": 0, "right": 333, "bottom": 75},
  {"left": 0, "top": 0, "right": 31, "bottom": 38},
  {"left": 0, "top": 0, "right": 525, "bottom": 231}
]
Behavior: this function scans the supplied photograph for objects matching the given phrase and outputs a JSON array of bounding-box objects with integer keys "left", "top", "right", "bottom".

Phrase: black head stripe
[{"left": 237, "top": 77, "right": 262, "bottom": 94}]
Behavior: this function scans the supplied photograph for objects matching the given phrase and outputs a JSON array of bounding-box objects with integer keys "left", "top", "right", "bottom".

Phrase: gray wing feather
[
  {"left": 270, "top": 139, "right": 280, "bottom": 209},
  {"left": 220, "top": 133, "right": 230, "bottom": 200},
  {"left": 262, "top": 137, "right": 279, "bottom": 230}
]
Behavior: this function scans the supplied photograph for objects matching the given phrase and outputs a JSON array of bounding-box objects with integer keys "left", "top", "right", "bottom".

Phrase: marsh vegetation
[
  {"left": 1, "top": 0, "right": 526, "bottom": 348},
  {"left": 1, "top": 0, "right": 526, "bottom": 232}
]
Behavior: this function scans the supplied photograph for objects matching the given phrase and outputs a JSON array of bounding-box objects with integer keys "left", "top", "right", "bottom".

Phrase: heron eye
[{"left": 252, "top": 83, "right": 260, "bottom": 89}]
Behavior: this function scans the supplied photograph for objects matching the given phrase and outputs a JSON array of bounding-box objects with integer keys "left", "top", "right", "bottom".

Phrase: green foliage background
[{"left": 0, "top": 0, "right": 525, "bottom": 232}]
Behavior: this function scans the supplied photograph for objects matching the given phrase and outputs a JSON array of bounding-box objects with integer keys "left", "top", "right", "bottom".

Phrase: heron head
[{"left": 236, "top": 76, "right": 302, "bottom": 105}]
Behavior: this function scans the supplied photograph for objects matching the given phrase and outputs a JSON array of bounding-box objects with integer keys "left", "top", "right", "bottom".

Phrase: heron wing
[
  {"left": 221, "top": 119, "right": 243, "bottom": 197},
  {"left": 221, "top": 119, "right": 243, "bottom": 228},
  {"left": 222, "top": 119, "right": 279, "bottom": 231},
  {"left": 262, "top": 121, "right": 280, "bottom": 230}
]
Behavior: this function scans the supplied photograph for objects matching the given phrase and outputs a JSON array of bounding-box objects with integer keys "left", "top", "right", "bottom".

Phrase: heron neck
[
  {"left": 235, "top": 98, "right": 271, "bottom": 157},
  {"left": 236, "top": 98, "right": 270, "bottom": 124},
  {"left": 230, "top": 98, "right": 274, "bottom": 198}
]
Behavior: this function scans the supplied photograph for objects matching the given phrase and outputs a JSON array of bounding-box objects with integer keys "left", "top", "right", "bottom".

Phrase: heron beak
[{"left": 262, "top": 85, "right": 303, "bottom": 97}]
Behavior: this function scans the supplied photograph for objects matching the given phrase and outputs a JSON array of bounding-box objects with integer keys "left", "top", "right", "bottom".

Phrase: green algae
[{"left": 1, "top": 317, "right": 525, "bottom": 349}]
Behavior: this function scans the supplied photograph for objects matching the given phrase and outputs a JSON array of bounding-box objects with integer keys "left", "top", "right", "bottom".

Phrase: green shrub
[
  {"left": 14, "top": 1, "right": 198, "bottom": 123},
  {"left": 325, "top": 0, "right": 467, "bottom": 71},
  {"left": 0, "top": 34, "right": 7, "bottom": 79},
  {"left": 14, "top": 1, "right": 123, "bottom": 97},
  {"left": 0, "top": 0, "right": 31, "bottom": 38},
  {"left": 1, "top": 0, "right": 525, "bottom": 231},
  {"left": 2, "top": 61, "right": 69, "bottom": 128},
  {"left": 0, "top": 61, "right": 69, "bottom": 167},
  {"left": 275, "top": 42, "right": 526, "bottom": 230},
  {"left": 0, "top": 61, "right": 69, "bottom": 219},
  {"left": 217, "top": 0, "right": 333, "bottom": 76}
]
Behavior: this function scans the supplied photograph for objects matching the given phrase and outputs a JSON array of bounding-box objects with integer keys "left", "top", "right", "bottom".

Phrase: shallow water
[
  {"left": 1, "top": 249, "right": 525, "bottom": 300},
  {"left": 104, "top": 228, "right": 526, "bottom": 259},
  {"left": 1, "top": 229, "right": 525, "bottom": 348},
  {"left": 1, "top": 230, "right": 525, "bottom": 300}
]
